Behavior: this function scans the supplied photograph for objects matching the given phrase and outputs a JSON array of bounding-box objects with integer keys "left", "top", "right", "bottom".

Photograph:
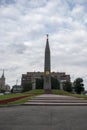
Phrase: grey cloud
[
  {"left": 0, "top": 0, "right": 15, "bottom": 6},
  {"left": 8, "top": 43, "right": 27, "bottom": 54}
]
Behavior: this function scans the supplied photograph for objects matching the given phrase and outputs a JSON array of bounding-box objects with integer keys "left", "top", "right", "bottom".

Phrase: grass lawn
[
  {"left": 25, "top": 89, "right": 45, "bottom": 94},
  {"left": 0, "top": 93, "right": 29, "bottom": 100},
  {"left": 0, "top": 89, "right": 44, "bottom": 106},
  {"left": 52, "top": 89, "right": 87, "bottom": 99},
  {"left": 52, "top": 89, "right": 72, "bottom": 96},
  {"left": 0, "top": 89, "right": 44, "bottom": 100}
]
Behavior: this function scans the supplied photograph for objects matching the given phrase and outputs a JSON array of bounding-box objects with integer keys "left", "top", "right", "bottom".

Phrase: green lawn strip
[
  {"left": 0, "top": 96, "right": 32, "bottom": 106},
  {"left": 0, "top": 90, "right": 44, "bottom": 100},
  {"left": 0, "top": 93, "right": 29, "bottom": 100},
  {"left": 52, "top": 89, "right": 87, "bottom": 99},
  {"left": 52, "top": 89, "right": 72, "bottom": 96},
  {"left": 25, "top": 89, "right": 45, "bottom": 94},
  {"left": 0, "top": 90, "right": 44, "bottom": 106},
  {"left": 72, "top": 94, "right": 87, "bottom": 99},
  {"left": 0, "top": 94, "right": 37, "bottom": 106}
]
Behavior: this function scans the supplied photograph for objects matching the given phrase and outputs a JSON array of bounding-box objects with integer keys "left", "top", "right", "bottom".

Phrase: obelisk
[{"left": 44, "top": 34, "right": 51, "bottom": 90}]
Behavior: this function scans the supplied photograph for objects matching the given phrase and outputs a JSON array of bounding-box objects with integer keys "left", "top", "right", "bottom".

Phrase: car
[
  {"left": 0, "top": 93, "right": 4, "bottom": 95},
  {"left": 4, "top": 92, "right": 10, "bottom": 95}
]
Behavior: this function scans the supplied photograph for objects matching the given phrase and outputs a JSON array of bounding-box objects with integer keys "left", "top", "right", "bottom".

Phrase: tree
[
  {"left": 63, "top": 81, "right": 72, "bottom": 92},
  {"left": 22, "top": 83, "right": 32, "bottom": 92},
  {"left": 74, "top": 78, "right": 84, "bottom": 94},
  {"left": 0, "top": 89, "right": 5, "bottom": 93},
  {"left": 36, "top": 78, "right": 43, "bottom": 89},
  {"left": 11, "top": 88, "right": 13, "bottom": 93},
  {"left": 36, "top": 77, "right": 60, "bottom": 89},
  {"left": 51, "top": 77, "right": 60, "bottom": 89}
]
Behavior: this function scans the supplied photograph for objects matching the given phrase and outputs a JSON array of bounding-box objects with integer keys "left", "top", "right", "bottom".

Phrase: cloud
[
  {"left": 0, "top": 0, "right": 87, "bottom": 89},
  {"left": 0, "top": 0, "right": 15, "bottom": 6},
  {"left": 8, "top": 43, "right": 27, "bottom": 54}
]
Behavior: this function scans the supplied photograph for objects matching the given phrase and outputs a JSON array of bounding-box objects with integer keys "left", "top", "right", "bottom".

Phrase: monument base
[{"left": 44, "top": 89, "right": 52, "bottom": 94}]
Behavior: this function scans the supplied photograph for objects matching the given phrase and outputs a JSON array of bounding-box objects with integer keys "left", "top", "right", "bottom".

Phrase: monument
[
  {"left": 44, "top": 34, "right": 51, "bottom": 91},
  {"left": 21, "top": 35, "right": 71, "bottom": 90}
]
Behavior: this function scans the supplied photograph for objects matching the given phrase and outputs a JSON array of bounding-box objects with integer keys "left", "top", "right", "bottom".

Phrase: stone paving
[
  {"left": 0, "top": 105, "right": 87, "bottom": 130},
  {"left": 24, "top": 94, "right": 87, "bottom": 106}
]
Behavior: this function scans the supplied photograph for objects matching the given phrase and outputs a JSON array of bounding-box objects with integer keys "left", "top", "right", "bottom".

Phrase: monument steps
[
  {"left": 27, "top": 99, "right": 87, "bottom": 103},
  {"left": 24, "top": 94, "right": 87, "bottom": 106}
]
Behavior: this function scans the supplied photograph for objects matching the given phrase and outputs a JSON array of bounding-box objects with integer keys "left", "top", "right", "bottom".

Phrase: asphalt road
[{"left": 0, "top": 105, "right": 87, "bottom": 130}]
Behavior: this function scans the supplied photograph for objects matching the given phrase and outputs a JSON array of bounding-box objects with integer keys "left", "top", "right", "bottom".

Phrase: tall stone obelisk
[{"left": 44, "top": 34, "right": 51, "bottom": 90}]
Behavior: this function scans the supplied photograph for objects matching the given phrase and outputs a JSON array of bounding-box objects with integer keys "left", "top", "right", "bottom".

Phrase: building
[
  {"left": 12, "top": 85, "right": 23, "bottom": 93},
  {"left": 0, "top": 70, "right": 10, "bottom": 92},
  {"left": 21, "top": 71, "right": 70, "bottom": 90},
  {"left": 0, "top": 70, "right": 5, "bottom": 91},
  {"left": 21, "top": 72, "right": 44, "bottom": 90}
]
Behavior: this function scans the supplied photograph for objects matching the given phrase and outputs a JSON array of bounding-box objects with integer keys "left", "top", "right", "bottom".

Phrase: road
[{"left": 0, "top": 105, "right": 87, "bottom": 130}]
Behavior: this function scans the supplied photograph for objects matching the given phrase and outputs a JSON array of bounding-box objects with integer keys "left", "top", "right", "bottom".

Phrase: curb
[{"left": 22, "top": 103, "right": 87, "bottom": 106}]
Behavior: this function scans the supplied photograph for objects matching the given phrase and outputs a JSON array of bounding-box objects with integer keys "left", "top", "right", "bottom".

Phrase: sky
[{"left": 0, "top": 0, "right": 87, "bottom": 89}]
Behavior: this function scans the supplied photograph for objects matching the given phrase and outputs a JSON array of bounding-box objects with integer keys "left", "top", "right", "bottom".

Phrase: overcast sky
[{"left": 0, "top": 0, "right": 87, "bottom": 89}]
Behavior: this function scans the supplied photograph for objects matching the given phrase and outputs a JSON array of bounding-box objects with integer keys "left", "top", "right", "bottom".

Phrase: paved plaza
[
  {"left": 0, "top": 105, "right": 87, "bottom": 130},
  {"left": 0, "top": 94, "right": 87, "bottom": 130}
]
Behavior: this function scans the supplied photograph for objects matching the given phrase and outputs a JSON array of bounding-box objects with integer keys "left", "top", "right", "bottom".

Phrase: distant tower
[
  {"left": 0, "top": 69, "right": 5, "bottom": 90},
  {"left": 1, "top": 69, "right": 5, "bottom": 86},
  {"left": 2, "top": 69, "right": 5, "bottom": 78},
  {"left": 44, "top": 34, "right": 51, "bottom": 90}
]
